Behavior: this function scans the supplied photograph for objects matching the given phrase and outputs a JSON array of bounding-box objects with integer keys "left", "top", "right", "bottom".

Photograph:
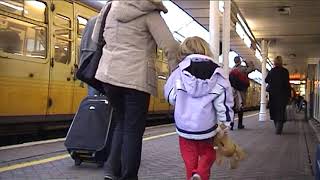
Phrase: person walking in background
[
  {"left": 93, "top": 1, "right": 179, "bottom": 179},
  {"left": 265, "top": 56, "right": 291, "bottom": 135},
  {"left": 229, "top": 56, "right": 255, "bottom": 130},
  {"left": 164, "top": 36, "right": 234, "bottom": 180}
]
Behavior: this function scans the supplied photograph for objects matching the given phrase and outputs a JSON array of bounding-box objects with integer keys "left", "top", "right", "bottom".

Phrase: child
[{"left": 164, "top": 36, "right": 234, "bottom": 180}]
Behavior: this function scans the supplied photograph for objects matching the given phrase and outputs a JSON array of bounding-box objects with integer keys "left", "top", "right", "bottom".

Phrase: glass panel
[
  {"left": 54, "top": 14, "right": 71, "bottom": 39},
  {"left": 24, "top": 1, "right": 46, "bottom": 22},
  {"left": 25, "top": 25, "right": 46, "bottom": 58},
  {"left": 54, "top": 40, "right": 70, "bottom": 64},
  {"left": 0, "top": 15, "right": 46, "bottom": 58},
  {"left": 76, "top": 37, "right": 81, "bottom": 64},
  {"left": 55, "top": 28, "right": 70, "bottom": 39},
  {"left": 0, "top": 0, "right": 23, "bottom": 16},
  {"left": 76, "top": 17, "right": 87, "bottom": 64},
  {"left": 54, "top": 14, "right": 70, "bottom": 28},
  {"left": 77, "top": 16, "right": 87, "bottom": 36},
  {"left": 54, "top": 14, "right": 71, "bottom": 64}
]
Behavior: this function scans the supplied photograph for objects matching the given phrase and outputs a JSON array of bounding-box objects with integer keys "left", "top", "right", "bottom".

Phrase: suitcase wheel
[{"left": 75, "top": 159, "right": 82, "bottom": 166}]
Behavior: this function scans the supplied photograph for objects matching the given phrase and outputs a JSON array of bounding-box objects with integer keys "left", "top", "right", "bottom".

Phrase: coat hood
[
  {"left": 178, "top": 54, "right": 227, "bottom": 98},
  {"left": 113, "top": 0, "right": 168, "bottom": 23}
]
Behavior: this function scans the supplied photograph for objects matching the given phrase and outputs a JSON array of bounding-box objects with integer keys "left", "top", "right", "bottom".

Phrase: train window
[
  {"left": 54, "top": 14, "right": 71, "bottom": 38},
  {"left": 54, "top": 40, "right": 71, "bottom": 64},
  {"left": 0, "top": 0, "right": 47, "bottom": 23},
  {"left": 54, "top": 14, "right": 71, "bottom": 64},
  {"left": 25, "top": 26, "right": 46, "bottom": 58},
  {"left": 24, "top": 1, "right": 46, "bottom": 23},
  {"left": 77, "top": 16, "right": 87, "bottom": 36},
  {"left": 0, "top": 15, "right": 47, "bottom": 58},
  {"left": 156, "top": 61, "right": 169, "bottom": 78},
  {"left": 0, "top": 0, "right": 23, "bottom": 16},
  {"left": 157, "top": 49, "right": 168, "bottom": 63},
  {"left": 76, "top": 16, "right": 88, "bottom": 65},
  {"left": 156, "top": 49, "right": 169, "bottom": 78}
]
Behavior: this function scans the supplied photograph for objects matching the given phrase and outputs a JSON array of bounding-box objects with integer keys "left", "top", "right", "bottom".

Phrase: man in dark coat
[{"left": 265, "top": 56, "right": 291, "bottom": 134}]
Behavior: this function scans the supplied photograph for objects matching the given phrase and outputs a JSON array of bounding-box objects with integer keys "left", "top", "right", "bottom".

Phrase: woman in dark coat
[{"left": 265, "top": 56, "right": 291, "bottom": 134}]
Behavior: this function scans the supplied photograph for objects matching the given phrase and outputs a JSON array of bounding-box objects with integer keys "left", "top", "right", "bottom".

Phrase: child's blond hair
[{"left": 177, "top": 36, "right": 214, "bottom": 61}]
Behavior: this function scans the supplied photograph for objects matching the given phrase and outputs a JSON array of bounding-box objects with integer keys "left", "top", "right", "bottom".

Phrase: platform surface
[{"left": 0, "top": 112, "right": 318, "bottom": 180}]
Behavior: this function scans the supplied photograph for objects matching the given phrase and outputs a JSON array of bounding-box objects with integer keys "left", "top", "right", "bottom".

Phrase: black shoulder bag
[{"left": 76, "top": 3, "right": 112, "bottom": 94}]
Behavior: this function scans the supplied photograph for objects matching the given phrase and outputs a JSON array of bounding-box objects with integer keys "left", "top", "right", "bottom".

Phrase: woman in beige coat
[{"left": 93, "top": 1, "right": 179, "bottom": 180}]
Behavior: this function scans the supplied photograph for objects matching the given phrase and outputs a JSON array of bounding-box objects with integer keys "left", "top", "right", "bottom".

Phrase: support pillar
[
  {"left": 222, "top": 0, "right": 231, "bottom": 73},
  {"left": 259, "top": 39, "right": 268, "bottom": 122},
  {"left": 209, "top": 1, "right": 220, "bottom": 63}
]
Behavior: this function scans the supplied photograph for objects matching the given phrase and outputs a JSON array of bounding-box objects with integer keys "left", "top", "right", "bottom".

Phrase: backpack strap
[{"left": 97, "top": 3, "right": 112, "bottom": 46}]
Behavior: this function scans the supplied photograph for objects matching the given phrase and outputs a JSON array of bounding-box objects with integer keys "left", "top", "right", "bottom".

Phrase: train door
[
  {"left": 47, "top": 0, "right": 75, "bottom": 119},
  {"left": 0, "top": 0, "right": 49, "bottom": 123},
  {"left": 72, "top": 4, "right": 97, "bottom": 112}
]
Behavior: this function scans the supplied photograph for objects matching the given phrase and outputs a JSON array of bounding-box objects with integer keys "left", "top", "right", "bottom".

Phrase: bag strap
[{"left": 98, "top": 3, "right": 112, "bottom": 45}]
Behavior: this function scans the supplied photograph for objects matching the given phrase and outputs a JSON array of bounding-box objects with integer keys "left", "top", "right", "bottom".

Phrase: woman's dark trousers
[
  {"left": 269, "top": 95, "right": 286, "bottom": 134},
  {"left": 103, "top": 84, "right": 150, "bottom": 180}
]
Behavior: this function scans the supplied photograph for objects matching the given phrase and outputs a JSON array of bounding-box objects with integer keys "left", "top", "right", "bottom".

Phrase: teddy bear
[{"left": 213, "top": 124, "right": 246, "bottom": 169}]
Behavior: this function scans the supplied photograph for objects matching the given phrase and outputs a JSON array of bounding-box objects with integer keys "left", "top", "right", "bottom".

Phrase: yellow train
[{"left": 0, "top": 0, "right": 260, "bottom": 139}]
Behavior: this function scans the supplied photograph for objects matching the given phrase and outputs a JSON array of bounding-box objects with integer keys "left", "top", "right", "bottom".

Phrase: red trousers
[{"left": 179, "top": 136, "right": 216, "bottom": 180}]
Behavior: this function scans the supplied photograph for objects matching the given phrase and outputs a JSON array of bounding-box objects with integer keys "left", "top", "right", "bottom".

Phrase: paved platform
[{"left": 0, "top": 111, "right": 318, "bottom": 180}]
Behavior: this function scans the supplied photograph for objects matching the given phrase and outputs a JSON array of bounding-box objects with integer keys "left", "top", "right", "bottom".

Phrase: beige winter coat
[{"left": 94, "top": 0, "right": 179, "bottom": 96}]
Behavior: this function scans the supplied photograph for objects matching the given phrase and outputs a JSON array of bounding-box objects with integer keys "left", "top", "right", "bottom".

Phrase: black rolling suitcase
[{"left": 64, "top": 95, "right": 113, "bottom": 167}]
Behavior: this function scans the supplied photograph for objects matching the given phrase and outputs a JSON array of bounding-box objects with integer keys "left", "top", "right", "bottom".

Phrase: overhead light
[
  {"left": 236, "top": 13, "right": 254, "bottom": 39},
  {"left": 290, "top": 80, "right": 300, "bottom": 85},
  {"left": 256, "top": 44, "right": 261, "bottom": 52},
  {"left": 97, "top": 1, "right": 108, "bottom": 4},
  {"left": 266, "top": 63, "right": 272, "bottom": 71},
  {"left": 243, "top": 35, "right": 251, "bottom": 48},
  {"left": 219, "top": 1, "right": 224, "bottom": 13},
  {"left": 235, "top": 18, "right": 252, "bottom": 48},
  {"left": 289, "top": 53, "right": 296, "bottom": 59},
  {"left": 278, "top": 6, "right": 291, "bottom": 16},
  {"left": 255, "top": 49, "right": 262, "bottom": 62},
  {"left": 236, "top": 22, "right": 251, "bottom": 48}
]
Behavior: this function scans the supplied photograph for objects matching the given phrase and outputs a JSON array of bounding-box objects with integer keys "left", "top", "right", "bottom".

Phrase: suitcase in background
[
  {"left": 64, "top": 95, "right": 113, "bottom": 167},
  {"left": 285, "top": 102, "right": 295, "bottom": 122}
]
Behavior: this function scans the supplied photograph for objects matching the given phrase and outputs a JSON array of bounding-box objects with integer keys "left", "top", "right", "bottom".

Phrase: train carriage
[
  {"left": 0, "top": 0, "right": 172, "bottom": 139},
  {"left": 0, "top": 0, "right": 260, "bottom": 143}
]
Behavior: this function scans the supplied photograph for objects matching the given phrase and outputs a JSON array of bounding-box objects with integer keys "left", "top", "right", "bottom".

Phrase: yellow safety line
[
  {"left": 0, "top": 113, "right": 259, "bottom": 173},
  {"left": 0, "top": 132, "right": 177, "bottom": 173},
  {"left": 143, "top": 132, "right": 177, "bottom": 141},
  {"left": 0, "top": 154, "right": 70, "bottom": 173}
]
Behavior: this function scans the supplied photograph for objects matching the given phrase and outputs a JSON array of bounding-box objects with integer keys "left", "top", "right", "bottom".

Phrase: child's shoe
[{"left": 191, "top": 173, "right": 201, "bottom": 180}]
